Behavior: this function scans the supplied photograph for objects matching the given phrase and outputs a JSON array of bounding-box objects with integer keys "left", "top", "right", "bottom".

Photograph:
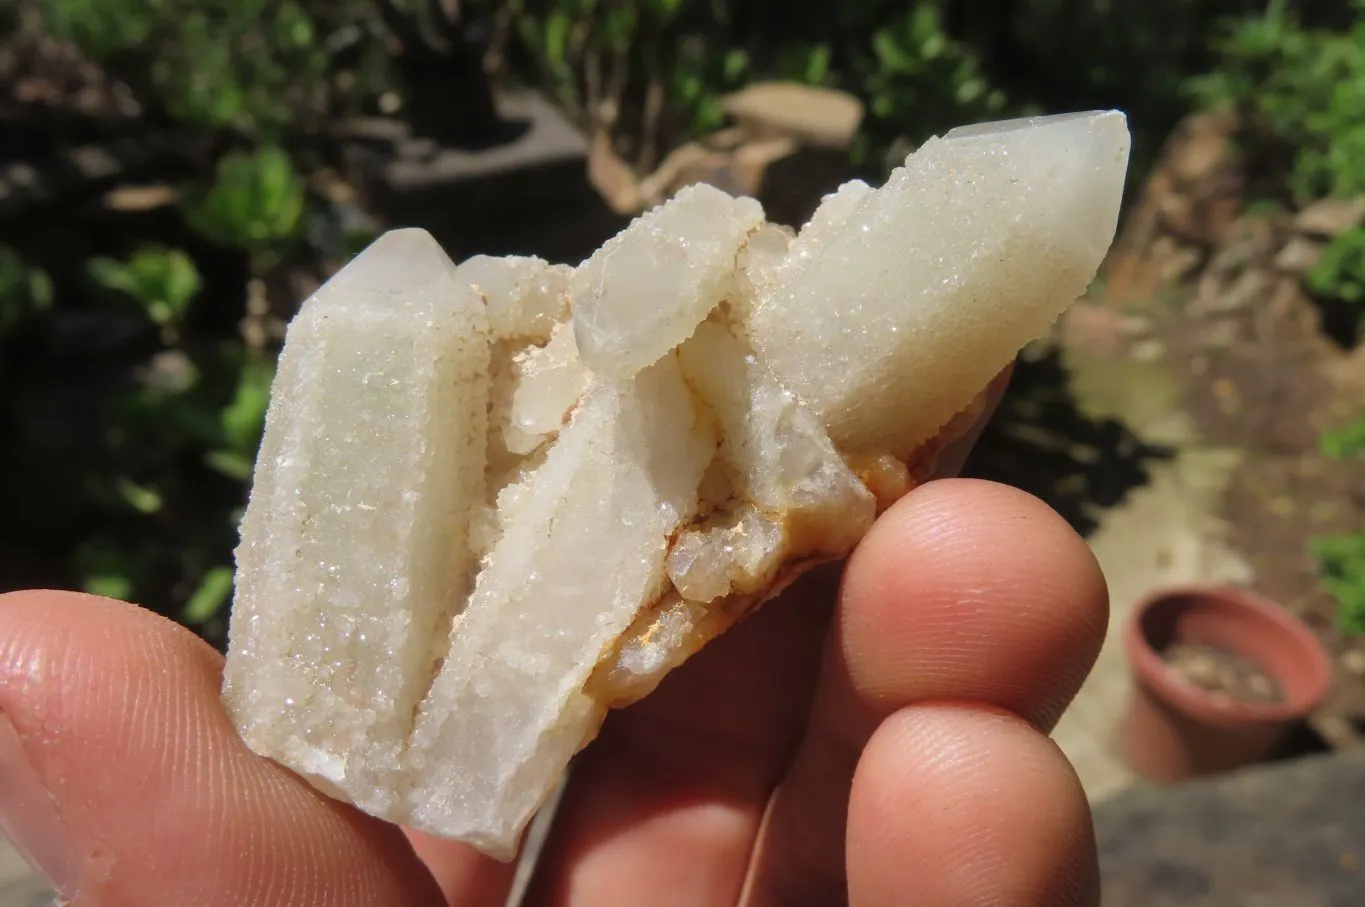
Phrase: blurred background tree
[{"left": 2, "top": 0, "right": 1362, "bottom": 646}]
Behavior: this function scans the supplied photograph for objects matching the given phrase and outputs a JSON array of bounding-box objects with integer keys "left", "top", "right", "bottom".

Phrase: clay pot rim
[{"left": 1123, "top": 583, "right": 1334, "bottom": 725}]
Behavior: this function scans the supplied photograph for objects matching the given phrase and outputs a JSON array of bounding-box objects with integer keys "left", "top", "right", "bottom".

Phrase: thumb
[{"left": 0, "top": 590, "right": 446, "bottom": 907}]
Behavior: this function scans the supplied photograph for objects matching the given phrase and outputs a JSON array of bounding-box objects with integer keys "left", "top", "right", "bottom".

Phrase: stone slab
[{"left": 1096, "top": 751, "right": 1365, "bottom": 906}]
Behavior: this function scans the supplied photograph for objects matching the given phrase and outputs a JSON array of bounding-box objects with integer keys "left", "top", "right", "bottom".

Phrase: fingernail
[{"left": 0, "top": 712, "right": 75, "bottom": 899}]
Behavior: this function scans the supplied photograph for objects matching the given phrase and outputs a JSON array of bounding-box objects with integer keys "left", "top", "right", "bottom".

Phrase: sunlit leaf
[
  {"left": 115, "top": 477, "right": 164, "bottom": 515},
  {"left": 183, "top": 566, "right": 236, "bottom": 624},
  {"left": 84, "top": 573, "right": 135, "bottom": 602},
  {"left": 206, "top": 449, "right": 255, "bottom": 481},
  {"left": 221, "top": 356, "right": 277, "bottom": 455},
  {"left": 545, "top": 12, "right": 570, "bottom": 68}
]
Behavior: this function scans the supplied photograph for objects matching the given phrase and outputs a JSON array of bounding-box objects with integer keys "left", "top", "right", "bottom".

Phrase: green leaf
[
  {"left": 872, "top": 29, "right": 910, "bottom": 72},
  {"left": 922, "top": 32, "right": 946, "bottom": 61},
  {"left": 956, "top": 78, "right": 985, "bottom": 105},
  {"left": 84, "top": 573, "right": 135, "bottom": 602},
  {"left": 86, "top": 256, "right": 132, "bottom": 295},
  {"left": 544, "top": 12, "right": 570, "bottom": 69},
  {"left": 183, "top": 566, "right": 236, "bottom": 624},
  {"left": 909, "top": 4, "right": 941, "bottom": 43},
  {"left": 115, "top": 477, "right": 164, "bottom": 514},
  {"left": 652, "top": 0, "right": 684, "bottom": 24},
  {"left": 805, "top": 44, "right": 831, "bottom": 86},
  {"left": 27, "top": 269, "right": 53, "bottom": 310},
  {"left": 182, "top": 148, "right": 307, "bottom": 255},
  {"left": 517, "top": 15, "right": 543, "bottom": 53},
  {"left": 205, "top": 449, "right": 255, "bottom": 481},
  {"left": 1307, "top": 228, "right": 1365, "bottom": 305},
  {"left": 1320, "top": 418, "right": 1365, "bottom": 460},
  {"left": 220, "top": 356, "right": 276, "bottom": 456},
  {"left": 1312, "top": 531, "right": 1365, "bottom": 635},
  {"left": 278, "top": 1, "right": 315, "bottom": 47},
  {"left": 87, "top": 246, "right": 202, "bottom": 328},
  {"left": 601, "top": 5, "right": 638, "bottom": 52},
  {"left": 74, "top": 538, "right": 145, "bottom": 605},
  {"left": 41, "top": 0, "right": 163, "bottom": 59},
  {"left": 723, "top": 48, "right": 749, "bottom": 82},
  {"left": 692, "top": 96, "right": 724, "bottom": 134},
  {"left": 0, "top": 246, "right": 53, "bottom": 335}
]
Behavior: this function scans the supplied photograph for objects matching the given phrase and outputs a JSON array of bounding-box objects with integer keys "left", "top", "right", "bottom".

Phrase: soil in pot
[{"left": 1162, "top": 641, "right": 1286, "bottom": 706}]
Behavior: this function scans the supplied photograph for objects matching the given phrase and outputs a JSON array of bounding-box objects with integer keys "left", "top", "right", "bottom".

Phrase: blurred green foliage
[
  {"left": 1307, "top": 227, "right": 1365, "bottom": 341},
  {"left": 1313, "top": 419, "right": 1365, "bottom": 635},
  {"left": 863, "top": 7, "right": 1007, "bottom": 123},
  {"left": 7, "top": 0, "right": 351, "bottom": 633},
  {"left": 67, "top": 234, "right": 277, "bottom": 627},
  {"left": 1309, "top": 228, "right": 1365, "bottom": 302},
  {"left": 0, "top": 245, "right": 53, "bottom": 338},
  {"left": 181, "top": 148, "right": 308, "bottom": 262},
  {"left": 87, "top": 245, "right": 202, "bottom": 335},
  {"left": 1314, "top": 420, "right": 1365, "bottom": 634},
  {"left": 1190, "top": 0, "right": 1365, "bottom": 338},
  {"left": 67, "top": 332, "right": 278, "bottom": 630},
  {"left": 1313, "top": 532, "right": 1365, "bottom": 635},
  {"left": 40, "top": 0, "right": 372, "bottom": 138},
  {"left": 1191, "top": 0, "right": 1365, "bottom": 201},
  {"left": 1319, "top": 418, "right": 1365, "bottom": 461}
]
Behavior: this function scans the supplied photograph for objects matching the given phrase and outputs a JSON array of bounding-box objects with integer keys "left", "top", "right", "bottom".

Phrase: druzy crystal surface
[{"left": 223, "top": 110, "right": 1131, "bottom": 858}]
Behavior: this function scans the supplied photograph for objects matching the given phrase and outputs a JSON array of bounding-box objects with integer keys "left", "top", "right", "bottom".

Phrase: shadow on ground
[{"left": 964, "top": 349, "right": 1176, "bottom": 537}]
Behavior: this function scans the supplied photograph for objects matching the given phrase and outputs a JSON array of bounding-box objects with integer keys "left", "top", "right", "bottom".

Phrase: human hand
[{"left": 0, "top": 383, "right": 1108, "bottom": 907}]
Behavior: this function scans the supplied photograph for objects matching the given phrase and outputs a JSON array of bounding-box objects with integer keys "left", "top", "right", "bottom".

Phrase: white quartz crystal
[
  {"left": 666, "top": 507, "right": 786, "bottom": 603},
  {"left": 504, "top": 322, "right": 588, "bottom": 455},
  {"left": 659, "top": 317, "right": 873, "bottom": 609},
  {"left": 458, "top": 254, "right": 571, "bottom": 342},
  {"left": 746, "top": 110, "right": 1130, "bottom": 455},
  {"left": 402, "top": 357, "right": 714, "bottom": 856},
  {"left": 223, "top": 229, "right": 490, "bottom": 815},
  {"left": 224, "top": 111, "right": 1131, "bottom": 859},
  {"left": 571, "top": 183, "right": 764, "bottom": 377}
]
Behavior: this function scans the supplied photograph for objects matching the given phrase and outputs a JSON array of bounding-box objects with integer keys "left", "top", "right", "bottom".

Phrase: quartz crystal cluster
[{"left": 223, "top": 110, "right": 1131, "bottom": 858}]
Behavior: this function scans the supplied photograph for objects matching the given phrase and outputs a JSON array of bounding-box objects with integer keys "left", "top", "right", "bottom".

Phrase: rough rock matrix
[{"left": 223, "top": 111, "right": 1132, "bottom": 858}]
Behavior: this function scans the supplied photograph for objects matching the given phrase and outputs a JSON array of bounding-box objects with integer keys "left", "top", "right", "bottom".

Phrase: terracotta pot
[{"left": 1121, "top": 584, "right": 1333, "bottom": 783}]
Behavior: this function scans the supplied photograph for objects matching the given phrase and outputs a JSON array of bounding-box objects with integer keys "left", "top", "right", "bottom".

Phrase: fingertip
[
  {"left": 1, "top": 588, "right": 140, "bottom": 612},
  {"left": 839, "top": 479, "right": 1108, "bottom": 729},
  {"left": 738, "top": 481, "right": 1107, "bottom": 905},
  {"left": 0, "top": 587, "right": 220, "bottom": 666},
  {"left": 405, "top": 827, "right": 520, "bottom": 906},
  {"left": 848, "top": 704, "right": 1099, "bottom": 907},
  {"left": 857, "top": 479, "right": 1101, "bottom": 591}
]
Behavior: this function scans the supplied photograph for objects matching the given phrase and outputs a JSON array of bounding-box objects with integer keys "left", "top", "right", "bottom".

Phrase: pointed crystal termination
[
  {"left": 223, "top": 111, "right": 1131, "bottom": 861},
  {"left": 745, "top": 110, "right": 1131, "bottom": 456},
  {"left": 222, "top": 228, "right": 491, "bottom": 816}
]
